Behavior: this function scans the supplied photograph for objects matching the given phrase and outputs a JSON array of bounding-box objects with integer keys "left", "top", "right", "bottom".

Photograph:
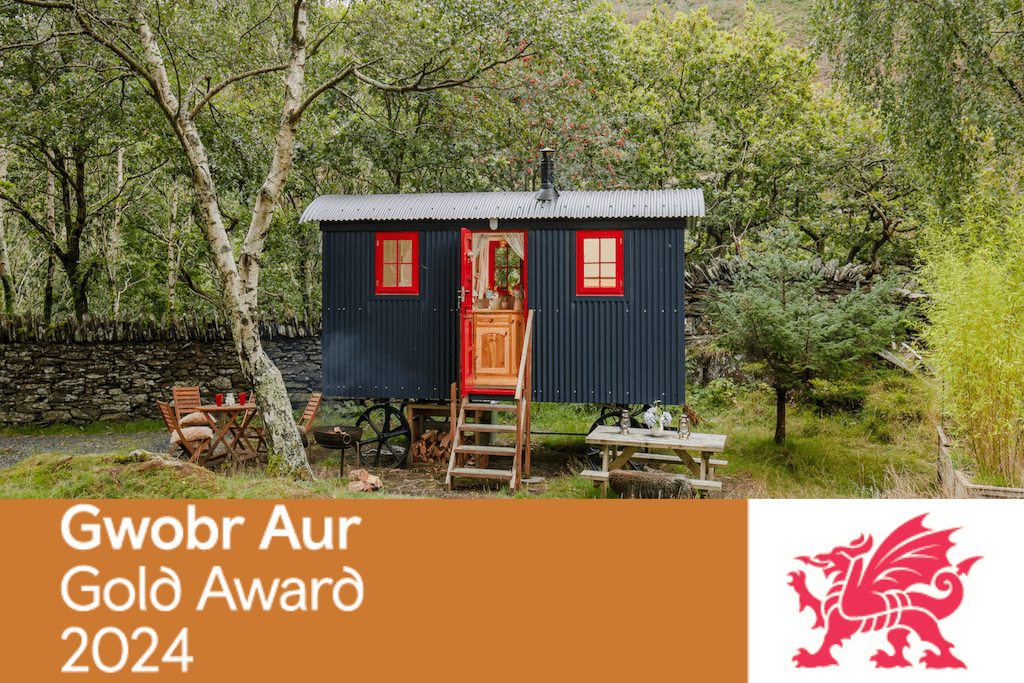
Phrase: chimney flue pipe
[{"left": 536, "top": 147, "right": 558, "bottom": 201}]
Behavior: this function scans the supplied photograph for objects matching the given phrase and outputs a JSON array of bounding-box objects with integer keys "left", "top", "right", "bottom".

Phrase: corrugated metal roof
[{"left": 300, "top": 189, "right": 704, "bottom": 223}]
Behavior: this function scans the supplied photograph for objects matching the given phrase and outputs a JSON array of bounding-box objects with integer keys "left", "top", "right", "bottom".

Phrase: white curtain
[
  {"left": 472, "top": 233, "right": 490, "bottom": 299},
  {"left": 471, "top": 231, "right": 525, "bottom": 298},
  {"left": 501, "top": 232, "right": 525, "bottom": 260}
]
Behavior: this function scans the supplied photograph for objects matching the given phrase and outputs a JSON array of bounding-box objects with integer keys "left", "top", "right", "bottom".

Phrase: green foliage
[
  {"left": 623, "top": 7, "right": 919, "bottom": 267},
  {"left": 708, "top": 386, "right": 935, "bottom": 497},
  {"left": 0, "top": 0, "right": 924, "bottom": 322},
  {"left": 696, "top": 377, "right": 740, "bottom": 409},
  {"left": 627, "top": 8, "right": 822, "bottom": 255},
  {"left": 921, "top": 173, "right": 1024, "bottom": 484},
  {"left": 812, "top": 0, "right": 1024, "bottom": 202},
  {"left": 805, "top": 377, "right": 868, "bottom": 414},
  {"left": 706, "top": 228, "right": 908, "bottom": 443}
]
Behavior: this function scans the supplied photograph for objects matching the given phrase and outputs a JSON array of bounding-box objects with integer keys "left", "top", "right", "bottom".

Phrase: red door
[{"left": 459, "top": 227, "right": 475, "bottom": 393}]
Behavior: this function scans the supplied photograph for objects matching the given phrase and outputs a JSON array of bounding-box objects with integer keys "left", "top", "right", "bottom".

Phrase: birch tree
[{"left": 8, "top": 0, "right": 574, "bottom": 476}]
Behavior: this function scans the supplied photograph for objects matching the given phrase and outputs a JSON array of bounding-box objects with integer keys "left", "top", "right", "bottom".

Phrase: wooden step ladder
[{"left": 446, "top": 310, "right": 533, "bottom": 492}]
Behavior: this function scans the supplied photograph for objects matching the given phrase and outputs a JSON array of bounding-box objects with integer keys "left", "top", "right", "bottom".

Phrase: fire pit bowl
[{"left": 312, "top": 426, "right": 364, "bottom": 449}]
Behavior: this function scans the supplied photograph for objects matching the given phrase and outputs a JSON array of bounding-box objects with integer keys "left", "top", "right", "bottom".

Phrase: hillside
[{"left": 614, "top": 0, "right": 815, "bottom": 45}]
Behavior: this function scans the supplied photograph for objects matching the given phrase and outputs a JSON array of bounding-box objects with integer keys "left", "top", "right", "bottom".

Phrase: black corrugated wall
[
  {"left": 322, "top": 222, "right": 686, "bottom": 405},
  {"left": 529, "top": 225, "right": 686, "bottom": 405},
  {"left": 321, "top": 230, "right": 458, "bottom": 400}
]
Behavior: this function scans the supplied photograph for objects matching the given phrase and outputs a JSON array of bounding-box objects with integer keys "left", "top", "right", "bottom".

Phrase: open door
[
  {"left": 460, "top": 230, "right": 527, "bottom": 395},
  {"left": 459, "top": 227, "right": 475, "bottom": 394}
]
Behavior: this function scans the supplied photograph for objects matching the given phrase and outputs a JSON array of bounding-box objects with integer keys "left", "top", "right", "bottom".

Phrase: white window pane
[
  {"left": 600, "top": 278, "right": 615, "bottom": 288},
  {"left": 600, "top": 263, "right": 616, "bottom": 278},
  {"left": 583, "top": 238, "right": 599, "bottom": 262},
  {"left": 600, "top": 238, "right": 616, "bottom": 259},
  {"left": 382, "top": 263, "right": 397, "bottom": 287},
  {"left": 584, "top": 278, "right": 601, "bottom": 289},
  {"left": 583, "top": 263, "right": 599, "bottom": 278},
  {"left": 383, "top": 240, "right": 396, "bottom": 263},
  {"left": 397, "top": 239, "right": 413, "bottom": 264},
  {"left": 398, "top": 264, "right": 412, "bottom": 287}
]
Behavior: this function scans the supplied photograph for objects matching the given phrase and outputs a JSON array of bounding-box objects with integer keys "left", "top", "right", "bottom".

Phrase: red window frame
[
  {"left": 375, "top": 232, "right": 419, "bottom": 295},
  {"left": 488, "top": 240, "right": 521, "bottom": 294},
  {"left": 575, "top": 230, "right": 623, "bottom": 296}
]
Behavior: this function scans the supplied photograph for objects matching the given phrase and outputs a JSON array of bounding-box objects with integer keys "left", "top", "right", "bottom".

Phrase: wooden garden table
[
  {"left": 199, "top": 403, "right": 263, "bottom": 463},
  {"left": 583, "top": 425, "right": 728, "bottom": 498}
]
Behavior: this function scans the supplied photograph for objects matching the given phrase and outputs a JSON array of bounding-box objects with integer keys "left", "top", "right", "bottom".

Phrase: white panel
[{"left": 749, "top": 500, "right": 1021, "bottom": 682}]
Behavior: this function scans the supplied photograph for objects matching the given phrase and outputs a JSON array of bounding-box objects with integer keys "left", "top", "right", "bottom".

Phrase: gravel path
[{"left": 0, "top": 431, "right": 169, "bottom": 471}]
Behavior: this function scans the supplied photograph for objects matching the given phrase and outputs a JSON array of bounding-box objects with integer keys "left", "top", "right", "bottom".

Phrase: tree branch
[
  {"left": 190, "top": 63, "right": 291, "bottom": 118},
  {"left": 351, "top": 45, "right": 532, "bottom": 94},
  {"left": 294, "top": 64, "right": 355, "bottom": 118}
]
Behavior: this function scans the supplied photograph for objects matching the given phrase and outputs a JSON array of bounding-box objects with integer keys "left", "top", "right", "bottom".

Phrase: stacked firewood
[{"left": 409, "top": 430, "right": 454, "bottom": 464}]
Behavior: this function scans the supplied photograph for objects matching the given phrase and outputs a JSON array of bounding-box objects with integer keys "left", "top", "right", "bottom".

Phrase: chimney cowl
[{"left": 536, "top": 147, "right": 558, "bottom": 202}]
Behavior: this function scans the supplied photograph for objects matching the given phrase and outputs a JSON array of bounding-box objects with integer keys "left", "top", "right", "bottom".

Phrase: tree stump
[{"left": 609, "top": 469, "right": 693, "bottom": 499}]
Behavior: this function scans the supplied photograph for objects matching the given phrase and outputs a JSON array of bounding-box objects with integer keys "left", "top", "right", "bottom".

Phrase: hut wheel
[
  {"left": 585, "top": 405, "right": 647, "bottom": 471},
  {"left": 356, "top": 402, "right": 412, "bottom": 468}
]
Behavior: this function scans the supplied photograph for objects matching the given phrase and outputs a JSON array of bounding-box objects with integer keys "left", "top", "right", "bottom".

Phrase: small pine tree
[{"left": 706, "top": 230, "right": 907, "bottom": 444}]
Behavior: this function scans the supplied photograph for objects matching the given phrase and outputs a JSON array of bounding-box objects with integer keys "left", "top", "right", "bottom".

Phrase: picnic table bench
[{"left": 583, "top": 425, "right": 728, "bottom": 498}]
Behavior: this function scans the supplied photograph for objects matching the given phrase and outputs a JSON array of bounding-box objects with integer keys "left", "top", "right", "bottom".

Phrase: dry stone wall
[
  {"left": 0, "top": 259, "right": 910, "bottom": 426},
  {"left": 0, "top": 315, "right": 320, "bottom": 426}
]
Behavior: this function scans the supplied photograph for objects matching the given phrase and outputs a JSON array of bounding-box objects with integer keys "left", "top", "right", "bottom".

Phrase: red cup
[
  {"left": 239, "top": 392, "right": 247, "bottom": 405},
  {"left": 215, "top": 394, "right": 223, "bottom": 407}
]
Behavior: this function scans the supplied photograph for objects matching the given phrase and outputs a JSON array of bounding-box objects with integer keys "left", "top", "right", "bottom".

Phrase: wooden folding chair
[
  {"left": 298, "top": 392, "right": 323, "bottom": 430},
  {"left": 157, "top": 400, "right": 212, "bottom": 463},
  {"left": 172, "top": 386, "right": 209, "bottom": 427},
  {"left": 252, "top": 392, "right": 322, "bottom": 455},
  {"left": 295, "top": 392, "right": 323, "bottom": 450}
]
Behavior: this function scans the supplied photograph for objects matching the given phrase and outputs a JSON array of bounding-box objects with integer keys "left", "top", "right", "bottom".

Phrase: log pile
[
  {"left": 347, "top": 469, "right": 383, "bottom": 492},
  {"left": 409, "top": 430, "right": 454, "bottom": 464}
]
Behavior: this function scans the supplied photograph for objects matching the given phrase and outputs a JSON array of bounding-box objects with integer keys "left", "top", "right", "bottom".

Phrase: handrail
[{"left": 515, "top": 310, "right": 535, "bottom": 401}]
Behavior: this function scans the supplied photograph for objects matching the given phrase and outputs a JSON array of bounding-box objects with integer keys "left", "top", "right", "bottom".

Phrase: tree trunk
[
  {"left": 104, "top": 147, "right": 125, "bottom": 317},
  {"left": 53, "top": 146, "right": 92, "bottom": 323},
  {"left": 166, "top": 180, "right": 181, "bottom": 320},
  {"left": 134, "top": 5, "right": 311, "bottom": 477},
  {"left": 43, "top": 171, "right": 56, "bottom": 324},
  {"left": 44, "top": 250, "right": 55, "bottom": 324},
  {"left": 0, "top": 152, "right": 15, "bottom": 316},
  {"left": 774, "top": 386, "right": 787, "bottom": 445}
]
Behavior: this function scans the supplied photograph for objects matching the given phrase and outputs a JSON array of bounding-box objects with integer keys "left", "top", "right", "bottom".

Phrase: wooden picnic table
[
  {"left": 199, "top": 403, "right": 263, "bottom": 463},
  {"left": 583, "top": 425, "right": 728, "bottom": 498}
]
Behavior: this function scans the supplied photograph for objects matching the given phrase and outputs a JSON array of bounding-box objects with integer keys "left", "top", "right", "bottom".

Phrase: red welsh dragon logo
[{"left": 788, "top": 514, "right": 981, "bottom": 669}]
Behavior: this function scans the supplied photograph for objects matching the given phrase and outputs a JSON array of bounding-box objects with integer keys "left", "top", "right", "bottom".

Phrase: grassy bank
[
  {"left": 684, "top": 374, "right": 938, "bottom": 498},
  {"left": 0, "top": 451, "right": 372, "bottom": 499},
  {"left": 0, "top": 372, "right": 939, "bottom": 499}
]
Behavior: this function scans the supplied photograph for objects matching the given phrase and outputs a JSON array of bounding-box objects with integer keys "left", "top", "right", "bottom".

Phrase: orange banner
[{"left": 0, "top": 500, "right": 746, "bottom": 682}]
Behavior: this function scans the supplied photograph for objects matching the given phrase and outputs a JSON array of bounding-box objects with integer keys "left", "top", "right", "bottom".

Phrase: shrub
[
  {"left": 703, "top": 377, "right": 739, "bottom": 408},
  {"left": 922, "top": 180, "right": 1024, "bottom": 483},
  {"left": 805, "top": 377, "right": 868, "bottom": 414}
]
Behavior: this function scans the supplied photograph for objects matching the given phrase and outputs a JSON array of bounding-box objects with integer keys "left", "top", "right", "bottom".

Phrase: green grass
[
  {"left": 1, "top": 374, "right": 943, "bottom": 499},
  {"left": 0, "top": 451, "right": 397, "bottom": 499},
  {"left": 0, "top": 419, "right": 164, "bottom": 438},
  {"left": 687, "top": 376, "right": 938, "bottom": 498},
  {"left": 511, "top": 473, "right": 607, "bottom": 499}
]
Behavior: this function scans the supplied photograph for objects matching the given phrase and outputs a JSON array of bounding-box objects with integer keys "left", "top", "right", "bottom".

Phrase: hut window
[
  {"left": 488, "top": 239, "right": 523, "bottom": 294},
  {"left": 375, "top": 232, "right": 419, "bottom": 295},
  {"left": 576, "top": 230, "right": 623, "bottom": 296}
]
